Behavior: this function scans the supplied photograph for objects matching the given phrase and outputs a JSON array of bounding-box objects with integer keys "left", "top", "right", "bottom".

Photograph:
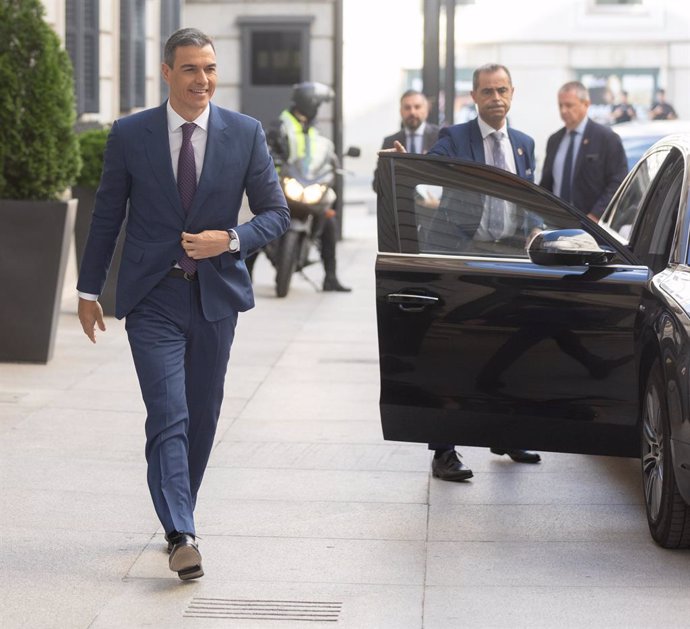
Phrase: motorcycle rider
[{"left": 265, "top": 82, "right": 351, "bottom": 292}]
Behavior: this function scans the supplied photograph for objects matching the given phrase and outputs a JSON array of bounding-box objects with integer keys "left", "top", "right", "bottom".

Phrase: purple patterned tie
[{"left": 177, "top": 122, "right": 197, "bottom": 275}]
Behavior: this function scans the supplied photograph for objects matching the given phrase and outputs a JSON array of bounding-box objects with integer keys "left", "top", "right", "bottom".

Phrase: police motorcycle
[{"left": 262, "top": 82, "right": 359, "bottom": 298}]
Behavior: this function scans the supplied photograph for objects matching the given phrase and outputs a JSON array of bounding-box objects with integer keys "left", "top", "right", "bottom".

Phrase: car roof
[{"left": 613, "top": 120, "right": 690, "bottom": 139}]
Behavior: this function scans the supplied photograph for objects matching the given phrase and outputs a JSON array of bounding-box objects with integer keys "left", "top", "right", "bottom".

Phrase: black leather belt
[{"left": 168, "top": 268, "right": 197, "bottom": 281}]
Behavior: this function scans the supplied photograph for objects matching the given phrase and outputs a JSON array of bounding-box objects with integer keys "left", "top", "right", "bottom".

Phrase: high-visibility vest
[{"left": 279, "top": 109, "right": 335, "bottom": 179}]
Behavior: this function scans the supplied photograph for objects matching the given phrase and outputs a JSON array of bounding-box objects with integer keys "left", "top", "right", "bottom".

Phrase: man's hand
[
  {"left": 586, "top": 213, "right": 600, "bottom": 223},
  {"left": 181, "top": 230, "right": 231, "bottom": 259},
  {"left": 78, "top": 298, "right": 105, "bottom": 344},
  {"left": 378, "top": 140, "right": 407, "bottom": 155}
]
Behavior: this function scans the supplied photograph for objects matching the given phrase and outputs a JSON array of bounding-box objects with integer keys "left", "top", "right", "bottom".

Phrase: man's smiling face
[{"left": 162, "top": 44, "right": 217, "bottom": 121}]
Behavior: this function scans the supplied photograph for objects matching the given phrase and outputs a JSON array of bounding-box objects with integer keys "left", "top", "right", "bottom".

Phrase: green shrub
[
  {"left": 76, "top": 128, "right": 109, "bottom": 189},
  {"left": 0, "top": 0, "right": 81, "bottom": 200}
]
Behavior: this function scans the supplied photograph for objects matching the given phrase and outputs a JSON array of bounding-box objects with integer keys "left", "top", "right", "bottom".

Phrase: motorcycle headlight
[
  {"left": 283, "top": 178, "right": 304, "bottom": 201},
  {"left": 302, "top": 183, "right": 325, "bottom": 204}
]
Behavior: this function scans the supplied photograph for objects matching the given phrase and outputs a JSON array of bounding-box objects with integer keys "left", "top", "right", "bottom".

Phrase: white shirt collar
[
  {"left": 477, "top": 116, "right": 508, "bottom": 140},
  {"left": 405, "top": 122, "right": 426, "bottom": 136},
  {"left": 166, "top": 101, "right": 210, "bottom": 132},
  {"left": 569, "top": 118, "right": 588, "bottom": 136}
]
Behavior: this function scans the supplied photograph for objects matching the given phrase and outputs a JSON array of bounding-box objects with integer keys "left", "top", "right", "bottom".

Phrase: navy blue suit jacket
[
  {"left": 539, "top": 118, "right": 628, "bottom": 218},
  {"left": 428, "top": 118, "right": 536, "bottom": 182},
  {"left": 77, "top": 102, "right": 289, "bottom": 321},
  {"left": 423, "top": 118, "right": 538, "bottom": 246}
]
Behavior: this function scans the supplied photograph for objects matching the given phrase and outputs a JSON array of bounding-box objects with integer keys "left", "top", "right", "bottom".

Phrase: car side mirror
[{"left": 528, "top": 229, "right": 616, "bottom": 266}]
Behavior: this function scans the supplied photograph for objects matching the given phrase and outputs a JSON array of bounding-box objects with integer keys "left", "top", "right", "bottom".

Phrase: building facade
[{"left": 40, "top": 1, "right": 689, "bottom": 189}]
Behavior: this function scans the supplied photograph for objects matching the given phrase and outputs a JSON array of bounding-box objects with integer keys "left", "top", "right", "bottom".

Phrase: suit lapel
[
  {"left": 422, "top": 127, "right": 434, "bottom": 152},
  {"left": 469, "top": 119, "right": 486, "bottom": 163},
  {"left": 546, "top": 128, "right": 566, "bottom": 175},
  {"left": 144, "top": 103, "right": 186, "bottom": 221},
  {"left": 506, "top": 129, "right": 525, "bottom": 178}
]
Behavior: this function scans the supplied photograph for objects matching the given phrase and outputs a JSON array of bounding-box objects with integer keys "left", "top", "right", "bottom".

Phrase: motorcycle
[{"left": 263, "top": 146, "right": 360, "bottom": 298}]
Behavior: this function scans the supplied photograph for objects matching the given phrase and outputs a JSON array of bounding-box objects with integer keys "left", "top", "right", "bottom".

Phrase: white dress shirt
[
  {"left": 552, "top": 118, "right": 587, "bottom": 198},
  {"left": 474, "top": 117, "right": 518, "bottom": 241},
  {"left": 405, "top": 122, "right": 427, "bottom": 154}
]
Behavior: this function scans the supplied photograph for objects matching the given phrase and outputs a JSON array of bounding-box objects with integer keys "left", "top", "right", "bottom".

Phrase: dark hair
[
  {"left": 472, "top": 64, "right": 512, "bottom": 90},
  {"left": 400, "top": 89, "right": 427, "bottom": 104},
  {"left": 163, "top": 28, "right": 215, "bottom": 68},
  {"left": 559, "top": 81, "right": 589, "bottom": 102}
]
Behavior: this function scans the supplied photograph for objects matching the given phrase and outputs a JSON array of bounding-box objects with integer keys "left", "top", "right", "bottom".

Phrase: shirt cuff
[{"left": 78, "top": 291, "right": 99, "bottom": 301}]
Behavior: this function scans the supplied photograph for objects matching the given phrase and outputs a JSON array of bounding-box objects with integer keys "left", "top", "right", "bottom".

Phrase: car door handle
[{"left": 386, "top": 293, "right": 439, "bottom": 312}]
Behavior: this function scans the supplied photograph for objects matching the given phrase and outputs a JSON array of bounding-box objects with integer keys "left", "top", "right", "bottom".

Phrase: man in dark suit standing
[
  {"left": 385, "top": 63, "right": 542, "bottom": 481},
  {"left": 373, "top": 90, "right": 440, "bottom": 191},
  {"left": 77, "top": 28, "right": 289, "bottom": 580},
  {"left": 540, "top": 81, "right": 628, "bottom": 222}
]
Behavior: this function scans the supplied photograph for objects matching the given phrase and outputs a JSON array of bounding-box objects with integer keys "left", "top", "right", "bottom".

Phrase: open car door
[{"left": 375, "top": 153, "right": 649, "bottom": 457}]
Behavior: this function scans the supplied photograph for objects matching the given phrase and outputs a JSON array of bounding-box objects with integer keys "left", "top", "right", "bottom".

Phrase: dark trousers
[
  {"left": 319, "top": 214, "right": 337, "bottom": 277},
  {"left": 245, "top": 214, "right": 338, "bottom": 278},
  {"left": 125, "top": 275, "right": 237, "bottom": 535},
  {"left": 428, "top": 443, "right": 455, "bottom": 452}
]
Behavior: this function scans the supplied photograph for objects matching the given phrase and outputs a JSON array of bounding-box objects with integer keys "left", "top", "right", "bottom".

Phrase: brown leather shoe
[
  {"left": 431, "top": 449, "right": 473, "bottom": 481},
  {"left": 490, "top": 448, "right": 541, "bottom": 464}
]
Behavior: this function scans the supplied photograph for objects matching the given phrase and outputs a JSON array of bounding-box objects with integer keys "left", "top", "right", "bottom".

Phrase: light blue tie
[{"left": 488, "top": 131, "right": 507, "bottom": 239}]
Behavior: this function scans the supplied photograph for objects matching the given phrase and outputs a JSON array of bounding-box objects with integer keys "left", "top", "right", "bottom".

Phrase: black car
[{"left": 375, "top": 134, "right": 690, "bottom": 548}]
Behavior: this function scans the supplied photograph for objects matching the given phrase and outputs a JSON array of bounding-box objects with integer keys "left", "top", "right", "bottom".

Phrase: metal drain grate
[{"left": 184, "top": 598, "right": 343, "bottom": 622}]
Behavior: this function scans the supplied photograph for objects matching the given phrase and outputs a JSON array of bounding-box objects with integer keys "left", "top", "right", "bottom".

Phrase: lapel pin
[
  {"left": 583, "top": 138, "right": 590, "bottom": 145},
  {"left": 517, "top": 148, "right": 524, "bottom": 156}
]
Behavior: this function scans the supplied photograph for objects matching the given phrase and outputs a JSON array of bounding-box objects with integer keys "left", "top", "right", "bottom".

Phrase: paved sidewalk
[{"left": 1, "top": 202, "right": 689, "bottom": 628}]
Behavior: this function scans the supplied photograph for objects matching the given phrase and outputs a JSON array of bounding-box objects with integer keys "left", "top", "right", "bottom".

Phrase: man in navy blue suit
[
  {"left": 387, "top": 63, "right": 542, "bottom": 481},
  {"left": 77, "top": 28, "right": 289, "bottom": 580},
  {"left": 540, "top": 81, "right": 628, "bottom": 222}
]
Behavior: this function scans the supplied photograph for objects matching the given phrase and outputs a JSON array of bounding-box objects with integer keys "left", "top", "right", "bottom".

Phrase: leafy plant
[
  {"left": 0, "top": 0, "right": 81, "bottom": 200},
  {"left": 76, "top": 128, "right": 109, "bottom": 189}
]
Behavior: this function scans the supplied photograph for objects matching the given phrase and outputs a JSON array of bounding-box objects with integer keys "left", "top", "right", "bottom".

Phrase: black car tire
[
  {"left": 275, "top": 230, "right": 300, "bottom": 298},
  {"left": 641, "top": 359, "right": 690, "bottom": 548}
]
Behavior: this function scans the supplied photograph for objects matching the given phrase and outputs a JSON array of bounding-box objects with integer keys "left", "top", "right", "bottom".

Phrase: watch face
[{"left": 229, "top": 237, "right": 239, "bottom": 252}]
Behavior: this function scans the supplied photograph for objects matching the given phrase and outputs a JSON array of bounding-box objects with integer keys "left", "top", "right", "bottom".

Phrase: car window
[
  {"left": 629, "top": 158, "right": 684, "bottom": 273},
  {"left": 389, "top": 156, "right": 586, "bottom": 258},
  {"left": 620, "top": 136, "right": 662, "bottom": 171},
  {"left": 604, "top": 147, "right": 672, "bottom": 244}
]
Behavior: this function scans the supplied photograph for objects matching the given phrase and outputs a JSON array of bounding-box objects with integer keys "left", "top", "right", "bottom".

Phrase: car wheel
[{"left": 640, "top": 359, "right": 690, "bottom": 548}]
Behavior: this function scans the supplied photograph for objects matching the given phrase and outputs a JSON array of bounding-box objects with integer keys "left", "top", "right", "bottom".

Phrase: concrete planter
[{"left": 0, "top": 198, "right": 77, "bottom": 363}]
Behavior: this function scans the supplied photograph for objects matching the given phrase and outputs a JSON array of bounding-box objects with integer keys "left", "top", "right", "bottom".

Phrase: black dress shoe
[
  {"left": 168, "top": 532, "right": 204, "bottom": 580},
  {"left": 490, "top": 448, "right": 541, "bottom": 464},
  {"left": 431, "top": 449, "right": 473, "bottom": 481},
  {"left": 323, "top": 277, "right": 352, "bottom": 292}
]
